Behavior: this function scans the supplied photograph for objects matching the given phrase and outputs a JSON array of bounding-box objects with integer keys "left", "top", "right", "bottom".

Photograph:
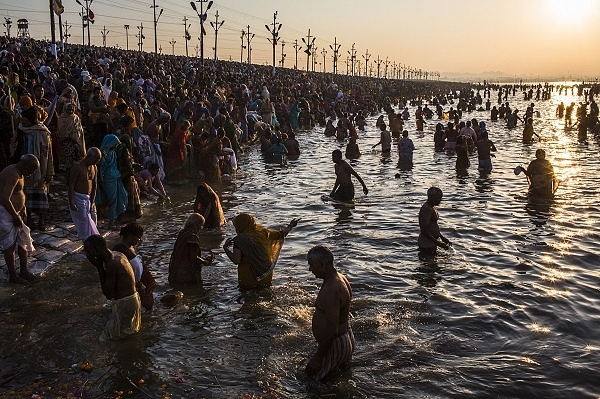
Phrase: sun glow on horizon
[{"left": 547, "top": 0, "right": 596, "bottom": 25}]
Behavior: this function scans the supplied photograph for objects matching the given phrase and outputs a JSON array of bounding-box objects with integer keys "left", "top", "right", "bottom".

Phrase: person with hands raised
[{"left": 223, "top": 213, "right": 299, "bottom": 289}]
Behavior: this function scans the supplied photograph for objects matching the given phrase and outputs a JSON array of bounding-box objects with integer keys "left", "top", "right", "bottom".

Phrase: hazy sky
[{"left": 2, "top": 0, "right": 599, "bottom": 79}]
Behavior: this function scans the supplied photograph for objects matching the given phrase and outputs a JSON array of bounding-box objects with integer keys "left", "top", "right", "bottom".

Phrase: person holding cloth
[{"left": 223, "top": 213, "right": 299, "bottom": 289}]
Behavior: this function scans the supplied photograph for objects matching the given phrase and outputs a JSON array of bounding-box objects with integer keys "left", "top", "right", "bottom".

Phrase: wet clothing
[
  {"left": 0, "top": 205, "right": 34, "bottom": 252},
  {"left": 332, "top": 183, "right": 355, "bottom": 202},
  {"left": 232, "top": 213, "right": 286, "bottom": 289},
  {"left": 168, "top": 228, "right": 204, "bottom": 284},
  {"left": 113, "top": 243, "right": 155, "bottom": 311},
  {"left": 69, "top": 192, "right": 99, "bottom": 241},
  {"left": 99, "top": 292, "right": 141, "bottom": 341},
  {"left": 313, "top": 327, "right": 355, "bottom": 382}
]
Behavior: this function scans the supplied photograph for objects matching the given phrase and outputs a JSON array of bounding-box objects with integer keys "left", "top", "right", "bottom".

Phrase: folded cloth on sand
[
  {"left": 0, "top": 205, "right": 35, "bottom": 252},
  {"left": 100, "top": 292, "right": 141, "bottom": 342},
  {"left": 69, "top": 192, "right": 99, "bottom": 241},
  {"left": 313, "top": 327, "right": 355, "bottom": 382}
]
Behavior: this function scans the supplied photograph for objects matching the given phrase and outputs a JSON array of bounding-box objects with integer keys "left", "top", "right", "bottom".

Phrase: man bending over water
[{"left": 84, "top": 234, "right": 141, "bottom": 341}]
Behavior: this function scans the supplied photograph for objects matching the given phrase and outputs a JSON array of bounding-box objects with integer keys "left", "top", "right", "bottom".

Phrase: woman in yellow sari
[{"left": 223, "top": 213, "right": 299, "bottom": 289}]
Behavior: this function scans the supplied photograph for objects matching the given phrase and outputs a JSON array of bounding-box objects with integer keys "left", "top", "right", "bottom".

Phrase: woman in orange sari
[
  {"left": 193, "top": 182, "right": 225, "bottom": 229},
  {"left": 223, "top": 213, "right": 299, "bottom": 289}
]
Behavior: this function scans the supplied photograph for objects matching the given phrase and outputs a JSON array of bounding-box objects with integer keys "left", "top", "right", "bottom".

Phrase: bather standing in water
[
  {"left": 330, "top": 149, "right": 368, "bottom": 202},
  {"left": 168, "top": 213, "right": 214, "bottom": 284},
  {"left": 305, "top": 245, "right": 354, "bottom": 381},
  {"left": 418, "top": 187, "right": 451, "bottom": 256},
  {"left": 222, "top": 213, "right": 299, "bottom": 289}
]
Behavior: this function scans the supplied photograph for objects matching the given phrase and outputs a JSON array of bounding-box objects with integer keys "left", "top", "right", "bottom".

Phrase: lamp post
[
  {"left": 362, "top": 49, "right": 370, "bottom": 77},
  {"left": 152, "top": 0, "right": 163, "bottom": 54},
  {"left": 329, "top": 37, "right": 340, "bottom": 74},
  {"left": 75, "top": 0, "right": 93, "bottom": 46},
  {"left": 100, "top": 25, "right": 109, "bottom": 47},
  {"left": 347, "top": 43, "right": 356, "bottom": 76},
  {"left": 293, "top": 39, "right": 301, "bottom": 70},
  {"left": 265, "top": 11, "right": 282, "bottom": 74},
  {"left": 210, "top": 10, "right": 224, "bottom": 61},
  {"left": 240, "top": 30, "right": 246, "bottom": 63},
  {"left": 246, "top": 25, "right": 254, "bottom": 64},
  {"left": 124, "top": 24, "right": 129, "bottom": 50},
  {"left": 190, "top": 0, "right": 212, "bottom": 62},
  {"left": 183, "top": 17, "right": 191, "bottom": 57},
  {"left": 301, "top": 29, "right": 315, "bottom": 72}
]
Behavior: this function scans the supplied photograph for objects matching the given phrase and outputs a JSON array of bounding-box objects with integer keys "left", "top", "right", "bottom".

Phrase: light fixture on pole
[
  {"left": 265, "top": 11, "right": 282, "bottom": 74},
  {"left": 151, "top": 0, "right": 163, "bottom": 54},
  {"left": 190, "top": 0, "right": 213, "bottom": 62}
]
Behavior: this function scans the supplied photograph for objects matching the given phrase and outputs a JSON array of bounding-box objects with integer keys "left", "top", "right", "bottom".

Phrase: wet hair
[
  {"left": 119, "top": 222, "right": 144, "bottom": 237},
  {"left": 307, "top": 245, "right": 334, "bottom": 266},
  {"left": 535, "top": 149, "right": 546, "bottom": 159},
  {"left": 184, "top": 213, "right": 205, "bottom": 229},
  {"left": 84, "top": 234, "right": 107, "bottom": 251},
  {"left": 332, "top": 149, "right": 342, "bottom": 158},
  {"left": 427, "top": 186, "right": 443, "bottom": 199}
]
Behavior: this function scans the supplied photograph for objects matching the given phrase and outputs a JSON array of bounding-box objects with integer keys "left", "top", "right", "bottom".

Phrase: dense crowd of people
[{"left": 1, "top": 36, "right": 599, "bottom": 385}]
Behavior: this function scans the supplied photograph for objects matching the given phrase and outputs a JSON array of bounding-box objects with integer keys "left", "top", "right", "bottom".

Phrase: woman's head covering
[
  {"left": 233, "top": 213, "right": 256, "bottom": 233},
  {"left": 100, "top": 134, "right": 121, "bottom": 151}
]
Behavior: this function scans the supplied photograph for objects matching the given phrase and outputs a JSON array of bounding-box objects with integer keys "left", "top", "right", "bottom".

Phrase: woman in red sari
[{"left": 165, "top": 119, "right": 190, "bottom": 181}]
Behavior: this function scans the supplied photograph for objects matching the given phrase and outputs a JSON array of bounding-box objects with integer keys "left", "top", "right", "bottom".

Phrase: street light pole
[
  {"left": 362, "top": 49, "right": 370, "bottom": 77},
  {"left": 75, "top": 0, "right": 93, "bottom": 46},
  {"left": 183, "top": 17, "right": 191, "bottom": 57},
  {"left": 210, "top": 10, "right": 224, "bottom": 61},
  {"left": 293, "top": 39, "right": 301, "bottom": 70},
  {"left": 265, "top": 11, "right": 282, "bottom": 74},
  {"left": 246, "top": 25, "right": 254, "bottom": 64},
  {"left": 329, "top": 37, "right": 340, "bottom": 74},
  {"left": 347, "top": 43, "right": 356, "bottom": 76},
  {"left": 152, "top": 0, "right": 164, "bottom": 54},
  {"left": 124, "top": 24, "right": 129, "bottom": 50},
  {"left": 190, "top": 0, "right": 213, "bottom": 62},
  {"left": 301, "top": 29, "right": 315, "bottom": 72},
  {"left": 240, "top": 30, "right": 246, "bottom": 63}
]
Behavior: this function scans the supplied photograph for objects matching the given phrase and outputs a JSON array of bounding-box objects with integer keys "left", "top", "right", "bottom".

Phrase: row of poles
[{"left": 44, "top": 1, "right": 440, "bottom": 79}]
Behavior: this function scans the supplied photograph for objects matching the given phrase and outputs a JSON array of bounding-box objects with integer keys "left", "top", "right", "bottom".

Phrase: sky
[{"left": 2, "top": 0, "right": 599, "bottom": 80}]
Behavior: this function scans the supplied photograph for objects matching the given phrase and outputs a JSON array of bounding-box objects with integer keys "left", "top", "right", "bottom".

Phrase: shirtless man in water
[
  {"left": 418, "top": 187, "right": 451, "bottom": 256},
  {"left": 84, "top": 234, "right": 141, "bottom": 341},
  {"left": 330, "top": 149, "right": 368, "bottom": 202},
  {"left": 68, "top": 148, "right": 101, "bottom": 240},
  {"left": 0, "top": 154, "right": 40, "bottom": 283},
  {"left": 306, "top": 245, "right": 354, "bottom": 381}
]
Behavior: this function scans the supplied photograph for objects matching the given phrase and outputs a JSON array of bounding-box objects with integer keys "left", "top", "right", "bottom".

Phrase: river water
[{"left": 1, "top": 87, "right": 599, "bottom": 399}]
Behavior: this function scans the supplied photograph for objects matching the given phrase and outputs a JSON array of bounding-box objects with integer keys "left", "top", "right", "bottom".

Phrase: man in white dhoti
[
  {"left": 0, "top": 154, "right": 40, "bottom": 283},
  {"left": 68, "top": 148, "right": 102, "bottom": 241}
]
